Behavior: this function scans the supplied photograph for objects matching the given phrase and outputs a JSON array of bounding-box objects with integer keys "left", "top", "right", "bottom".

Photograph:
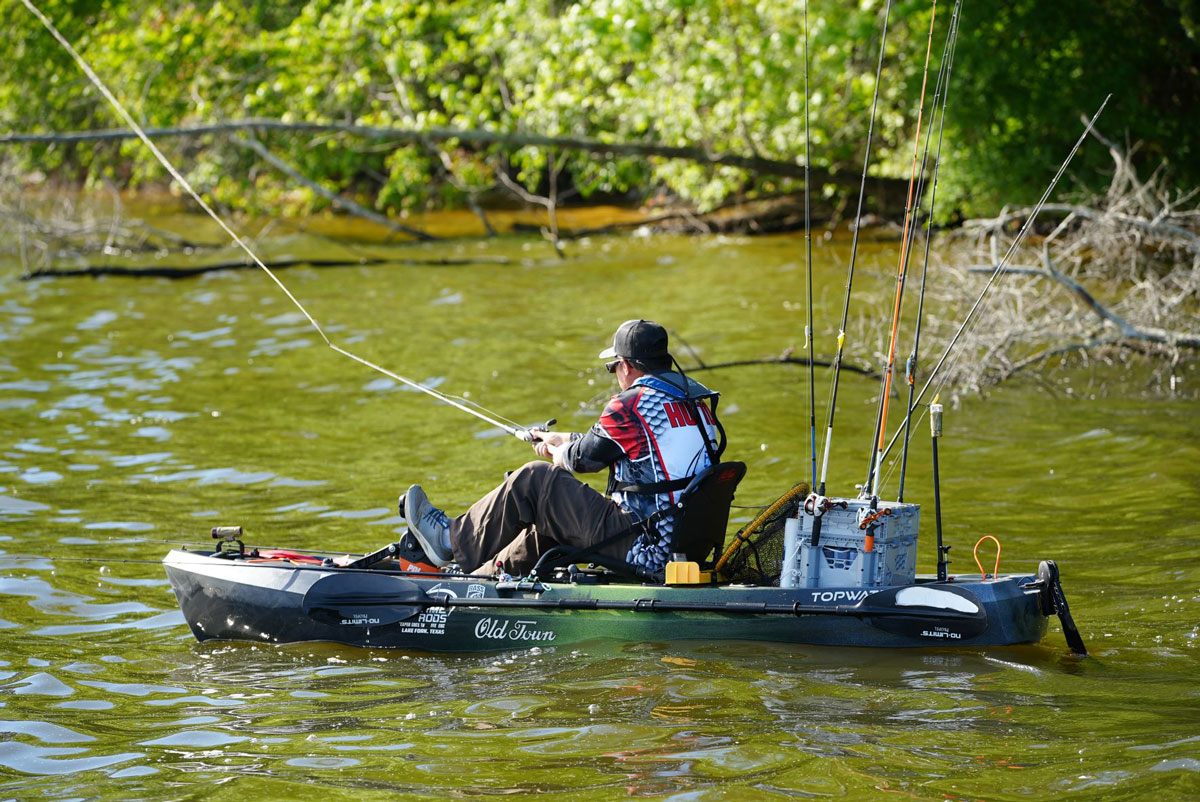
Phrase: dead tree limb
[
  {"left": 0, "top": 118, "right": 833, "bottom": 183},
  {"left": 686, "top": 355, "right": 877, "bottom": 378},
  {"left": 233, "top": 134, "right": 435, "bottom": 241},
  {"left": 966, "top": 255, "right": 1200, "bottom": 348},
  {"left": 22, "top": 255, "right": 511, "bottom": 280},
  {"left": 1002, "top": 335, "right": 1126, "bottom": 378},
  {"left": 947, "top": 142, "right": 1196, "bottom": 391},
  {"left": 964, "top": 202, "right": 1200, "bottom": 254}
]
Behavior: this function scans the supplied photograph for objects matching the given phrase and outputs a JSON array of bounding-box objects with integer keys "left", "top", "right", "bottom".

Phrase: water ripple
[{"left": 0, "top": 742, "right": 143, "bottom": 775}]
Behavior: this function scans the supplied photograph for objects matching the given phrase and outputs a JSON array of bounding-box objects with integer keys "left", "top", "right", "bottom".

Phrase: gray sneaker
[{"left": 403, "top": 485, "right": 453, "bottom": 566}]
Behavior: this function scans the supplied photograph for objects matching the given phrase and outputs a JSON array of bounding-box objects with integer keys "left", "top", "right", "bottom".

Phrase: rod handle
[
  {"left": 930, "top": 403, "right": 943, "bottom": 438},
  {"left": 517, "top": 418, "right": 558, "bottom": 442}
]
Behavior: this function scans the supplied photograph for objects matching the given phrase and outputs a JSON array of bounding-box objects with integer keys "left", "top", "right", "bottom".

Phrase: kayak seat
[
  {"left": 533, "top": 461, "right": 747, "bottom": 583},
  {"left": 669, "top": 460, "right": 747, "bottom": 564}
]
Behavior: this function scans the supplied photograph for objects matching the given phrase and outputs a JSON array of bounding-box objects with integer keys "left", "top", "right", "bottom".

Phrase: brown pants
[{"left": 449, "top": 460, "right": 637, "bottom": 575}]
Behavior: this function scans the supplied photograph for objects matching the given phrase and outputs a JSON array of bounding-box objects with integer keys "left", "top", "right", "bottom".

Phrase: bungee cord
[
  {"left": 6, "top": 553, "right": 491, "bottom": 579},
  {"left": 20, "top": 0, "right": 538, "bottom": 443}
]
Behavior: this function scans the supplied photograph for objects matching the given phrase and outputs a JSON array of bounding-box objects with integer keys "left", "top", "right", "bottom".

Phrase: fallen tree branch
[
  {"left": 234, "top": 134, "right": 435, "bottom": 241},
  {"left": 966, "top": 258, "right": 1200, "bottom": 348},
  {"left": 947, "top": 144, "right": 1197, "bottom": 392},
  {"left": 510, "top": 192, "right": 830, "bottom": 238},
  {"left": 687, "top": 355, "right": 877, "bottom": 378},
  {"left": 0, "top": 117, "right": 837, "bottom": 183},
  {"left": 21, "top": 255, "right": 511, "bottom": 280},
  {"left": 964, "top": 202, "right": 1200, "bottom": 253},
  {"left": 1002, "top": 335, "right": 1126, "bottom": 378},
  {"left": 0, "top": 202, "right": 216, "bottom": 252}
]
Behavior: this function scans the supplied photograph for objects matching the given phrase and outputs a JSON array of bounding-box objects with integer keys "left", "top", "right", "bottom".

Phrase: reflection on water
[{"left": 1, "top": 223, "right": 1198, "bottom": 799}]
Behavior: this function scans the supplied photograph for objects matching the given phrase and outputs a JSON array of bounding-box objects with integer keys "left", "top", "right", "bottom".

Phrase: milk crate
[{"left": 780, "top": 497, "right": 919, "bottom": 588}]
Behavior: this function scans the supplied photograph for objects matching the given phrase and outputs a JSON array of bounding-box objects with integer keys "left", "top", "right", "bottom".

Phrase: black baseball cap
[{"left": 598, "top": 319, "right": 670, "bottom": 361}]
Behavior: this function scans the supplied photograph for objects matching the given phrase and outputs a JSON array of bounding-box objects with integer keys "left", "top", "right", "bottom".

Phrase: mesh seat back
[{"left": 671, "top": 461, "right": 747, "bottom": 564}]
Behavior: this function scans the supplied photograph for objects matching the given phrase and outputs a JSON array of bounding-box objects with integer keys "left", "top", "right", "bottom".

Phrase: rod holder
[{"left": 930, "top": 402, "right": 948, "bottom": 581}]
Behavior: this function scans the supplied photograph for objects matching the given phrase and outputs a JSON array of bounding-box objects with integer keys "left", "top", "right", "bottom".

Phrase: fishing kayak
[{"left": 162, "top": 546, "right": 1082, "bottom": 653}]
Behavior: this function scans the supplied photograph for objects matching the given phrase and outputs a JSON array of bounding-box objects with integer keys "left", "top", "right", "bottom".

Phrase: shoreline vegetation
[{"left": 3, "top": 0, "right": 1197, "bottom": 390}]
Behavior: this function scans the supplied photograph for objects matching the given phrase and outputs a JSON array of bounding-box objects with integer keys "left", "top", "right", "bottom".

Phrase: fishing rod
[
  {"left": 896, "top": 1, "right": 960, "bottom": 503},
  {"left": 17, "top": 553, "right": 492, "bottom": 581},
  {"left": 19, "top": 0, "right": 547, "bottom": 445},
  {"left": 803, "top": 0, "right": 817, "bottom": 489},
  {"left": 876, "top": 95, "right": 1113, "bottom": 469},
  {"left": 807, "top": 0, "right": 893, "bottom": 546},
  {"left": 864, "top": 0, "right": 940, "bottom": 501}
]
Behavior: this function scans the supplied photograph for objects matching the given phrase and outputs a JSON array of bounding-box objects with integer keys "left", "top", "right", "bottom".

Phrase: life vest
[{"left": 593, "top": 372, "right": 725, "bottom": 569}]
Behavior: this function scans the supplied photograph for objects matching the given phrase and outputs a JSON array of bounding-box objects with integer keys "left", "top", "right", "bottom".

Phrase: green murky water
[{"left": 1, "top": 217, "right": 1198, "bottom": 800}]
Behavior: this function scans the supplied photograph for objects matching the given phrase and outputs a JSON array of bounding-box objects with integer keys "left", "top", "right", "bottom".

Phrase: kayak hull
[{"left": 163, "top": 549, "right": 1050, "bottom": 652}]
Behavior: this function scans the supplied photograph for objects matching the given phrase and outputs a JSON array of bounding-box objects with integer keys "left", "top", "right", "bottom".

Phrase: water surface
[{"left": 1, "top": 220, "right": 1197, "bottom": 800}]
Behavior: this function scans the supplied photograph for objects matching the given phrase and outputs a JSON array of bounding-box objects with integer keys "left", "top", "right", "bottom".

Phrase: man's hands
[{"left": 529, "top": 430, "right": 571, "bottom": 467}]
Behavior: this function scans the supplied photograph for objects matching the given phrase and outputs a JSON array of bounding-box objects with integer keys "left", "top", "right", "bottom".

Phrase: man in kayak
[{"left": 403, "top": 319, "right": 725, "bottom": 576}]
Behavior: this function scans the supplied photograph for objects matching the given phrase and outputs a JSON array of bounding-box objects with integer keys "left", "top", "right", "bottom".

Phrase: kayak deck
[{"left": 163, "top": 548, "right": 1055, "bottom": 653}]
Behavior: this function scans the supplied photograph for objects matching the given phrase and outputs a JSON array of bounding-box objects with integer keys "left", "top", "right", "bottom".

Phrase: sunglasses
[{"left": 605, "top": 359, "right": 623, "bottom": 374}]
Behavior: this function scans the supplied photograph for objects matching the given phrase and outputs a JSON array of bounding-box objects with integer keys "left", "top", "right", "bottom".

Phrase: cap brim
[{"left": 597, "top": 345, "right": 618, "bottom": 359}]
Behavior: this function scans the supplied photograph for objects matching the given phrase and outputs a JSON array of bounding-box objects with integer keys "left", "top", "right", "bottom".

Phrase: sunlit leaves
[{"left": 4, "top": 0, "right": 1195, "bottom": 219}]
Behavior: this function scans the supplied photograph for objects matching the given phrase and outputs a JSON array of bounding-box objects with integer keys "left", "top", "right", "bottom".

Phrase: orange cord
[{"left": 973, "top": 535, "right": 1001, "bottom": 581}]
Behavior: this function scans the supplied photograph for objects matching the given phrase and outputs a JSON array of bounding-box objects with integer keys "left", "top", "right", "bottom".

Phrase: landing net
[{"left": 715, "top": 483, "right": 808, "bottom": 586}]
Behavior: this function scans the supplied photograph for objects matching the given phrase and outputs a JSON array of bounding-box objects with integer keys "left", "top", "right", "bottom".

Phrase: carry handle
[{"left": 973, "top": 535, "right": 1002, "bottom": 581}]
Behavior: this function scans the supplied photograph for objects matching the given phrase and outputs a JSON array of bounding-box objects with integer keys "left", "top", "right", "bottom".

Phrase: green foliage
[
  {"left": 3, "top": 0, "right": 1197, "bottom": 218},
  {"left": 942, "top": 0, "right": 1200, "bottom": 215}
]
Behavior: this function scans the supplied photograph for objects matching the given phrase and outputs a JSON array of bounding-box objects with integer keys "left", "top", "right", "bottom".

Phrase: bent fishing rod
[
  {"left": 20, "top": 0, "right": 549, "bottom": 444},
  {"left": 874, "top": 94, "right": 1112, "bottom": 473}
]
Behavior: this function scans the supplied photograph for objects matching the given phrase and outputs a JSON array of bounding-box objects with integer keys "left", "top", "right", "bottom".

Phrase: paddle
[
  {"left": 302, "top": 573, "right": 989, "bottom": 639},
  {"left": 303, "top": 572, "right": 425, "bottom": 627}
]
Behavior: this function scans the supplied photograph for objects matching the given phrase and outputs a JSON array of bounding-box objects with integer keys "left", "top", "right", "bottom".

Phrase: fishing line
[
  {"left": 814, "top": 0, "right": 893, "bottom": 498},
  {"left": 6, "top": 553, "right": 493, "bottom": 580},
  {"left": 20, "top": 0, "right": 535, "bottom": 442},
  {"left": 876, "top": 94, "right": 1113, "bottom": 468},
  {"left": 6, "top": 555, "right": 181, "bottom": 568},
  {"left": 802, "top": 0, "right": 817, "bottom": 489},
  {"left": 895, "top": 0, "right": 960, "bottom": 502},
  {"left": 71, "top": 535, "right": 372, "bottom": 556},
  {"left": 864, "top": 0, "right": 939, "bottom": 500}
]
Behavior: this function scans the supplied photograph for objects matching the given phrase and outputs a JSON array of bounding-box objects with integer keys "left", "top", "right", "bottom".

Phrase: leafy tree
[{"left": 3, "top": 0, "right": 1196, "bottom": 220}]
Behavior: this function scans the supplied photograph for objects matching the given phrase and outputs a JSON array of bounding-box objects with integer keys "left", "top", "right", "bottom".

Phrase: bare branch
[
  {"left": 233, "top": 134, "right": 436, "bottom": 241},
  {"left": 22, "top": 254, "right": 512, "bottom": 280},
  {"left": 687, "top": 355, "right": 877, "bottom": 378},
  {"left": 0, "top": 117, "right": 833, "bottom": 183},
  {"left": 964, "top": 202, "right": 1200, "bottom": 254},
  {"left": 965, "top": 260, "right": 1200, "bottom": 348}
]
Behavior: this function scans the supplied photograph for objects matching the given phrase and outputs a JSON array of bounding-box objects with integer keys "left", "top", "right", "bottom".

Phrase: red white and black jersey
[{"left": 562, "top": 373, "right": 722, "bottom": 570}]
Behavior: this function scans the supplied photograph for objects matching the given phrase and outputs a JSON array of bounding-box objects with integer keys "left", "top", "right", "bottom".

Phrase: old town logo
[{"left": 474, "top": 617, "right": 557, "bottom": 642}]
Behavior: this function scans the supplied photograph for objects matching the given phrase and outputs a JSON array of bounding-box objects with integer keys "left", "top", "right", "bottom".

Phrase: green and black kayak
[{"left": 162, "top": 545, "right": 1084, "bottom": 653}]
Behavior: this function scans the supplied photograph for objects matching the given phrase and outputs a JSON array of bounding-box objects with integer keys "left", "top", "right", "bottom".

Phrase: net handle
[{"left": 714, "top": 482, "right": 809, "bottom": 575}]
